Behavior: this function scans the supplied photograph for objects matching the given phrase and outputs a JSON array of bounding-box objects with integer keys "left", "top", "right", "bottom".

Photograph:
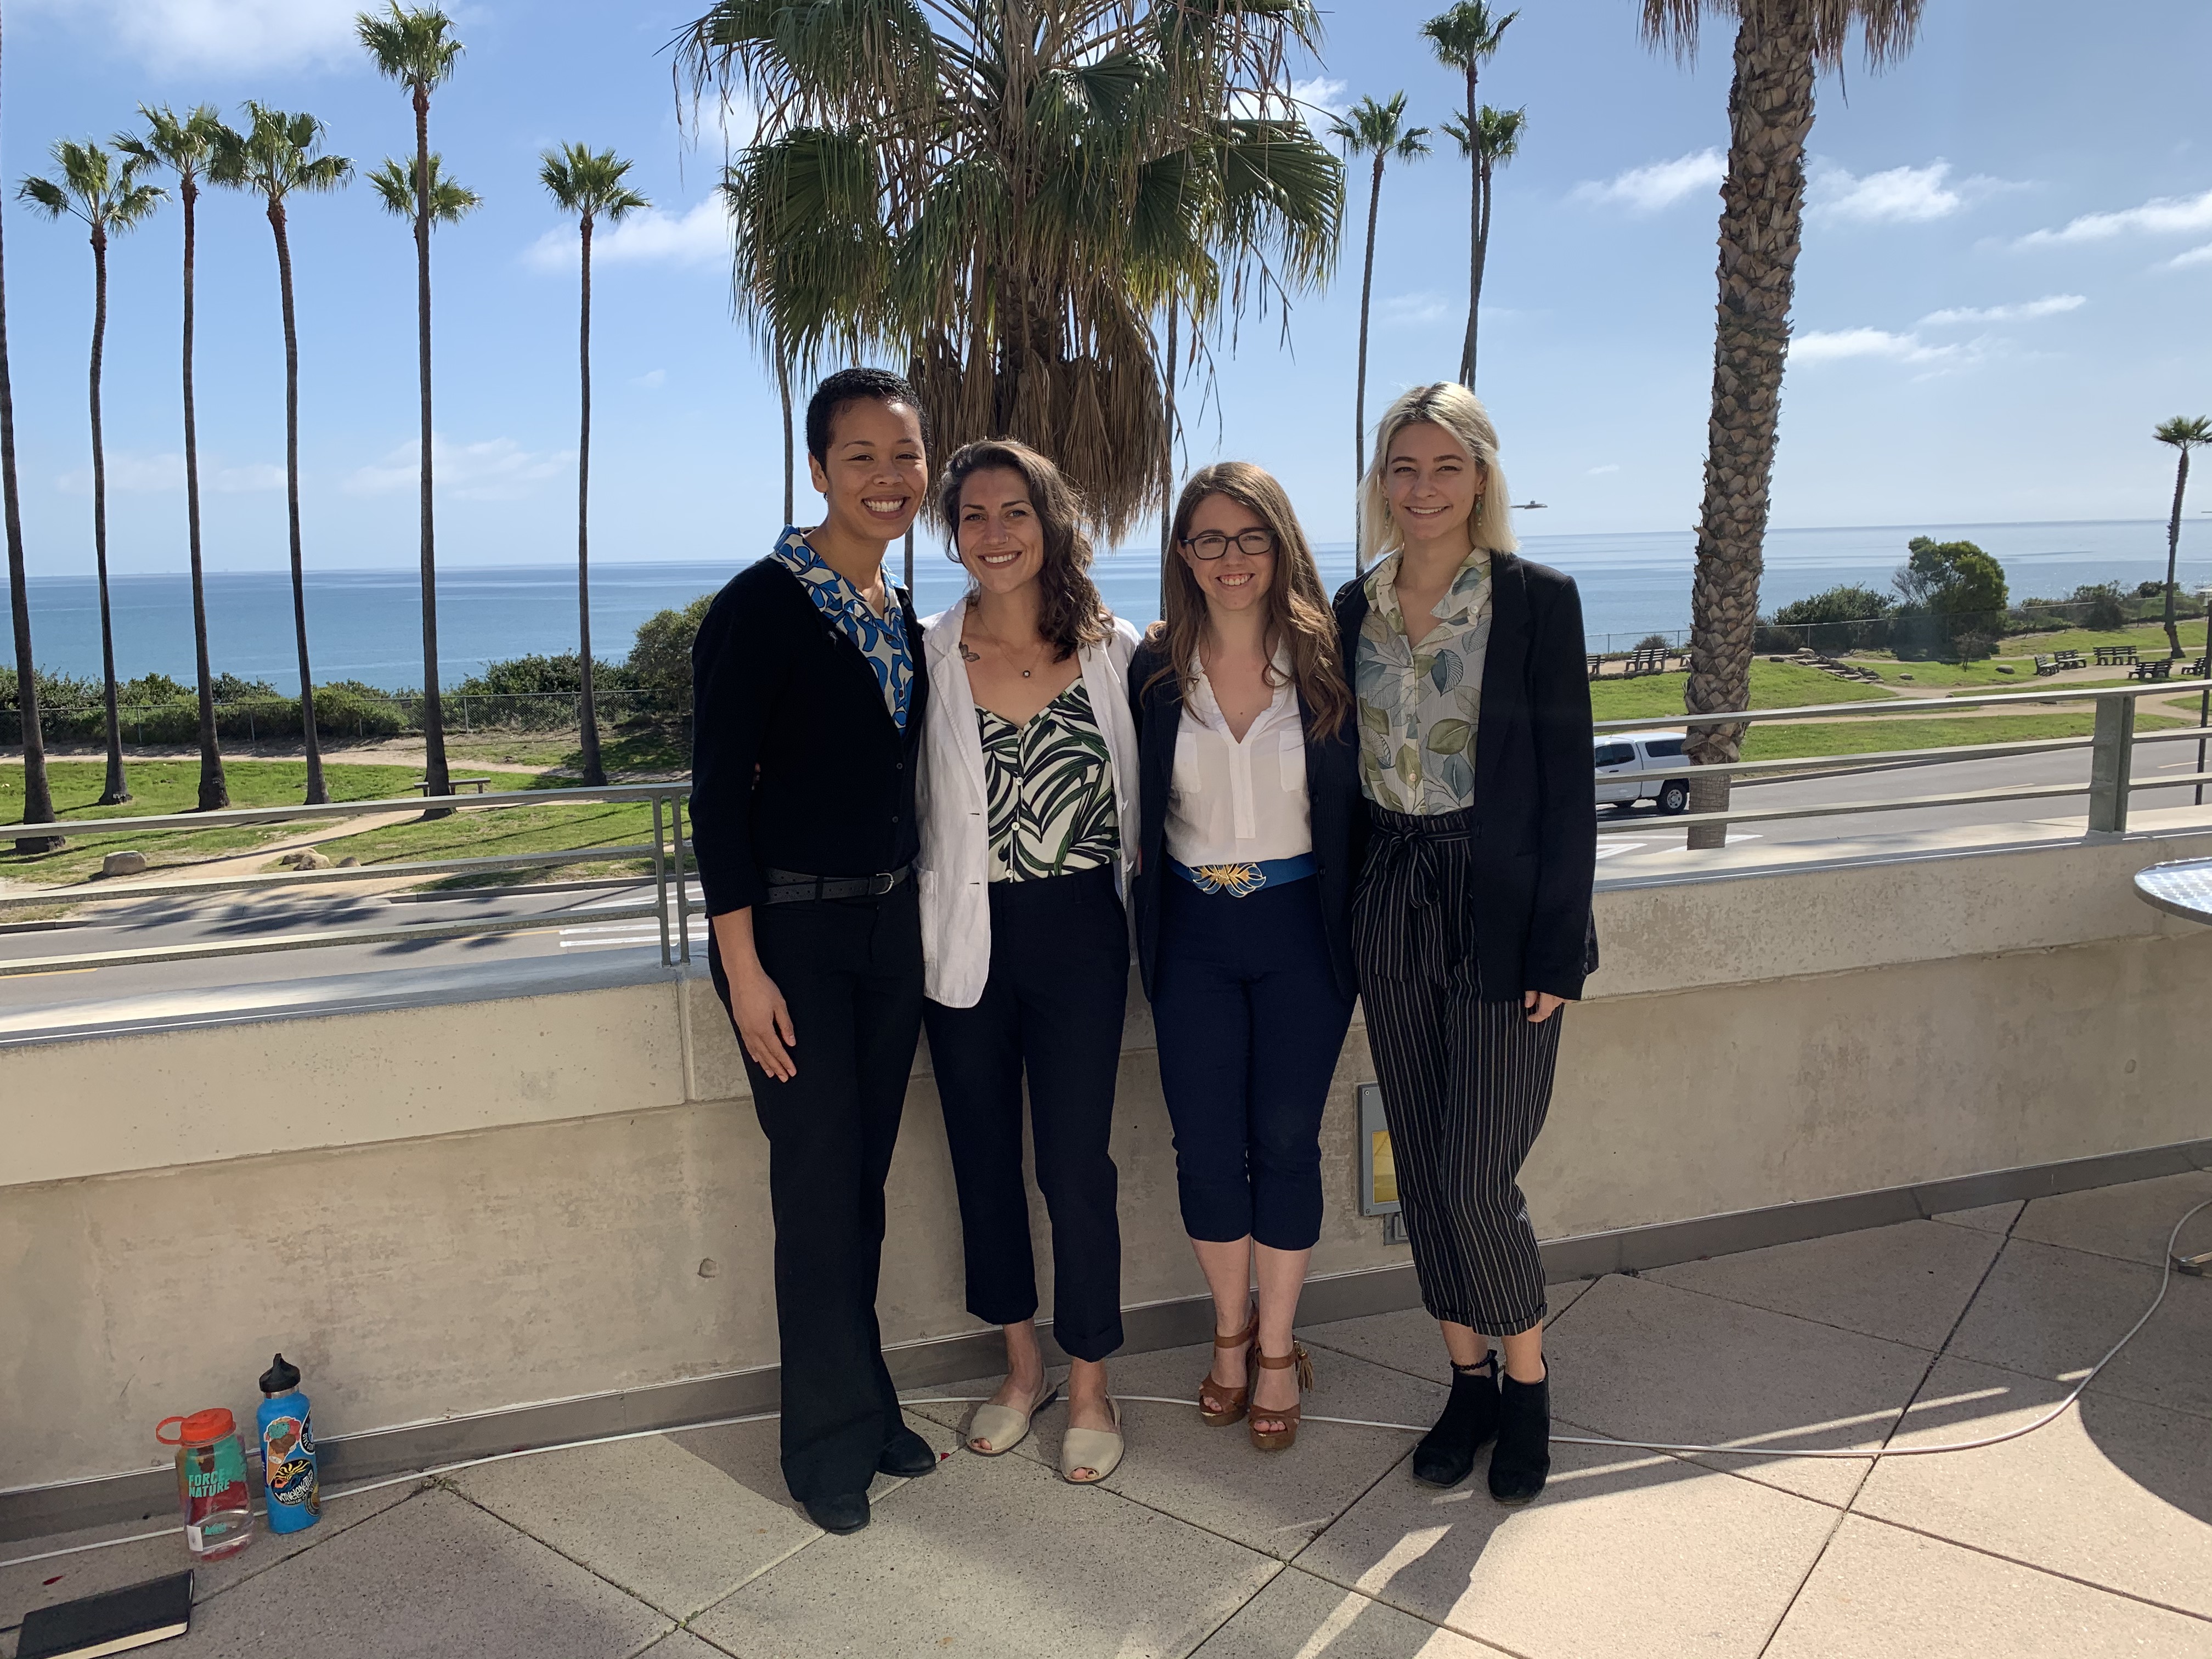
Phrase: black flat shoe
[
  {"left": 877, "top": 1426, "right": 938, "bottom": 1478},
  {"left": 803, "top": 1491, "right": 871, "bottom": 1534},
  {"left": 1488, "top": 1368, "right": 1551, "bottom": 1506},
  {"left": 1412, "top": 1355, "right": 1500, "bottom": 1488}
]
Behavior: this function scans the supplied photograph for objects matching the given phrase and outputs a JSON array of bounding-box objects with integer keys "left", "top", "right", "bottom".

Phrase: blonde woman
[
  {"left": 1335, "top": 383, "right": 1596, "bottom": 1505},
  {"left": 917, "top": 439, "right": 1141, "bottom": 1485},
  {"left": 1128, "top": 462, "right": 1364, "bottom": 1453}
]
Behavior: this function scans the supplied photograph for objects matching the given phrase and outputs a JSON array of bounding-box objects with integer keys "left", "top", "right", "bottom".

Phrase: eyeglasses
[{"left": 1181, "top": 529, "right": 1278, "bottom": 560}]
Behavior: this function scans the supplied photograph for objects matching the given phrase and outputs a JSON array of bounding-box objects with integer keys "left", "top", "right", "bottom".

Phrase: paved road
[{"left": 5, "top": 733, "right": 2209, "bottom": 1039}]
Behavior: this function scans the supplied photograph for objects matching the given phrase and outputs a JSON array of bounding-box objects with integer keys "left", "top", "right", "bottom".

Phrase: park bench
[
  {"left": 2128, "top": 657, "right": 2175, "bottom": 682},
  {"left": 2033, "top": 654, "right": 2061, "bottom": 676},
  {"left": 412, "top": 777, "right": 493, "bottom": 795},
  {"left": 1624, "top": 647, "right": 1671, "bottom": 677},
  {"left": 2095, "top": 645, "right": 2138, "bottom": 667},
  {"left": 2054, "top": 650, "right": 2087, "bottom": 671},
  {"left": 1588, "top": 654, "right": 1604, "bottom": 681}
]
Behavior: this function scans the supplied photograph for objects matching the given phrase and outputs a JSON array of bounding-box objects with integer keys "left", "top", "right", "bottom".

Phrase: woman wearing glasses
[
  {"left": 1336, "top": 383, "right": 1596, "bottom": 1506},
  {"left": 917, "top": 439, "right": 1141, "bottom": 1486},
  {"left": 1128, "top": 462, "right": 1363, "bottom": 1453}
]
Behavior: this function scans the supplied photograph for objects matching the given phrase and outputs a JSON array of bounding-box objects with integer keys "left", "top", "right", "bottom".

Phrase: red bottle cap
[{"left": 156, "top": 1408, "right": 237, "bottom": 1446}]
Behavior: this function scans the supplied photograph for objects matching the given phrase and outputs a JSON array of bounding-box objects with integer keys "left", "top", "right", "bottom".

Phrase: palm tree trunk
[
  {"left": 574, "top": 215, "right": 605, "bottom": 787},
  {"left": 412, "top": 82, "right": 450, "bottom": 808},
  {"left": 2164, "top": 448, "right": 2188, "bottom": 659},
  {"left": 272, "top": 199, "right": 326, "bottom": 805},
  {"left": 1681, "top": 13, "right": 1816, "bottom": 850},
  {"left": 1161, "top": 297, "right": 1178, "bottom": 561},
  {"left": 1459, "top": 63, "right": 1479, "bottom": 388},
  {"left": 1, "top": 12, "right": 61, "bottom": 853},
  {"left": 776, "top": 351, "right": 793, "bottom": 527},
  {"left": 89, "top": 225, "right": 128, "bottom": 805},
  {"left": 1356, "top": 152, "right": 1383, "bottom": 486},
  {"left": 1470, "top": 153, "right": 1494, "bottom": 393},
  {"left": 180, "top": 173, "right": 227, "bottom": 810}
]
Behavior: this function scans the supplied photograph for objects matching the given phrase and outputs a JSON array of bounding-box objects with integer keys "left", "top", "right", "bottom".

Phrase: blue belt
[{"left": 1170, "top": 854, "right": 1316, "bottom": 898}]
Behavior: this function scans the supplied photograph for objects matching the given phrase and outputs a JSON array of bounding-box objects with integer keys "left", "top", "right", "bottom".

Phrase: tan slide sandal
[
  {"left": 1059, "top": 1398, "right": 1124, "bottom": 1485},
  {"left": 967, "top": 1374, "right": 1059, "bottom": 1457}
]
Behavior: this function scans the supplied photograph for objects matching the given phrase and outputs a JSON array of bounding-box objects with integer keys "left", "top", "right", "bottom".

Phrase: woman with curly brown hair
[
  {"left": 917, "top": 439, "right": 1142, "bottom": 1485},
  {"left": 1127, "top": 461, "right": 1364, "bottom": 1454}
]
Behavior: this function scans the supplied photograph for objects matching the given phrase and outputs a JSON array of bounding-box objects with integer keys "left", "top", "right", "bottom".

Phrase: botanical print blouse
[
  {"left": 978, "top": 680, "right": 1119, "bottom": 882},
  {"left": 1354, "top": 546, "right": 1493, "bottom": 815},
  {"left": 771, "top": 527, "right": 915, "bottom": 729}
]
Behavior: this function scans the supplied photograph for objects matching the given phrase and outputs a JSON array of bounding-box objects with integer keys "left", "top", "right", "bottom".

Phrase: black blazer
[
  {"left": 689, "top": 555, "right": 929, "bottom": 916},
  {"left": 1126, "top": 640, "right": 1366, "bottom": 1003},
  {"left": 1333, "top": 553, "right": 1598, "bottom": 1001}
]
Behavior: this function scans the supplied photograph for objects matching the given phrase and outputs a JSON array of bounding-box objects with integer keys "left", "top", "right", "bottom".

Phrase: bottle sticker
[
  {"left": 263, "top": 1413, "right": 319, "bottom": 1510},
  {"left": 185, "top": 1435, "right": 247, "bottom": 1498}
]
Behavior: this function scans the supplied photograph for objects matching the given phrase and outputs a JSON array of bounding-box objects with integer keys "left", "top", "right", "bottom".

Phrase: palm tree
[
  {"left": 1641, "top": 0, "right": 1923, "bottom": 848},
  {"left": 116, "top": 105, "right": 229, "bottom": 812},
  {"left": 1331, "top": 94, "right": 1430, "bottom": 484},
  {"left": 212, "top": 105, "right": 353, "bottom": 808},
  {"left": 687, "top": 1, "right": 1343, "bottom": 544},
  {"left": 1441, "top": 103, "right": 1525, "bottom": 393},
  {"left": 357, "top": 2, "right": 466, "bottom": 804},
  {"left": 539, "top": 144, "right": 649, "bottom": 789},
  {"left": 19, "top": 141, "right": 165, "bottom": 806},
  {"left": 1, "top": 15, "right": 61, "bottom": 853},
  {"left": 2153, "top": 417, "right": 2210, "bottom": 661},
  {"left": 1421, "top": 2, "right": 1517, "bottom": 389}
]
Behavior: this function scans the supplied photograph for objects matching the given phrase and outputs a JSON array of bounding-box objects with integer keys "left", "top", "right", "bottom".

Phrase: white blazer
[{"left": 917, "top": 604, "right": 1143, "bottom": 1008}]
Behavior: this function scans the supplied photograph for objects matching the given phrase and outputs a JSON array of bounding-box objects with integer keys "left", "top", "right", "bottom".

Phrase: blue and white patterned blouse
[
  {"left": 1354, "top": 546, "right": 1493, "bottom": 814},
  {"left": 771, "top": 527, "right": 914, "bottom": 730}
]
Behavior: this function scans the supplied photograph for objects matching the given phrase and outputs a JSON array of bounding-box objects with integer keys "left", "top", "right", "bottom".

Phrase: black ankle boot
[
  {"left": 1412, "top": 1355, "right": 1500, "bottom": 1488},
  {"left": 1488, "top": 1368, "right": 1550, "bottom": 1505}
]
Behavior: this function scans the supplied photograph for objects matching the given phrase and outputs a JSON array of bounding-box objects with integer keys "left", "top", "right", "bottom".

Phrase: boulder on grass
[{"left": 101, "top": 850, "right": 149, "bottom": 878}]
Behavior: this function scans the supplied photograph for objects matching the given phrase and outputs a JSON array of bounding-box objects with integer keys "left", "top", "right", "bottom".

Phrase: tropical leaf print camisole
[{"left": 978, "top": 680, "right": 1119, "bottom": 882}]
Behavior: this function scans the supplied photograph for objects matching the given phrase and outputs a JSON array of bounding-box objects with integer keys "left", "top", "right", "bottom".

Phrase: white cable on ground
[{"left": 7, "top": 1198, "right": 2202, "bottom": 1575}]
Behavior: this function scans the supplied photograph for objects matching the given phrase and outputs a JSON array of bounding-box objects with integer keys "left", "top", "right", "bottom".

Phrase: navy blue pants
[
  {"left": 923, "top": 866, "right": 1129, "bottom": 1363},
  {"left": 1152, "top": 874, "right": 1356, "bottom": 1250}
]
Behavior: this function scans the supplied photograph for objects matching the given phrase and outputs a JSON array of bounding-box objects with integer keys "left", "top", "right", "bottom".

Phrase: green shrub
[{"left": 626, "top": 595, "right": 715, "bottom": 719}]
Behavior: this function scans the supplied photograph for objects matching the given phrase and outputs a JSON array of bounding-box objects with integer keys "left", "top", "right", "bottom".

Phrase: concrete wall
[{"left": 7, "top": 827, "right": 2211, "bottom": 1492}]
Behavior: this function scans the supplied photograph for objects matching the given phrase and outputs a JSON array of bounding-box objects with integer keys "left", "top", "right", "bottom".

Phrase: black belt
[{"left": 761, "top": 865, "right": 912, "bottom": 904}]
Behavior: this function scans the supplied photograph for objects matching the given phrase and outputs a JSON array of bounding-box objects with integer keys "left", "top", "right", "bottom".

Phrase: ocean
[{"left": 5, "top": 518, "right": 2205, "bottom": 695}]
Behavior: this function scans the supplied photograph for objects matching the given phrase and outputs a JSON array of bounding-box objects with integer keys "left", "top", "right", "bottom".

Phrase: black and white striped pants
[{"left": 1354, "top": 806, "right": 1562, "bottom": 1335}]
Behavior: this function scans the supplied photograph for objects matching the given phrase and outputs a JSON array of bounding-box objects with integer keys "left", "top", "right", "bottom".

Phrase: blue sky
[{"left": 3, "top": 0, "right": 2209, "bottom": 577}]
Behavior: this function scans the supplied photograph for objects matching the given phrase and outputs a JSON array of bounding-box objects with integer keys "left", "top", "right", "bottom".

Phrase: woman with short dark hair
[
  {"left": 689, "top": 366, "right": 936, "bottom": 1537},
  {"left": 1128, "top": 461, "right": 1364, "bottom": 1454},
  {"left": 917, "top": 438, "right": 1142, "bottom": 1485},
  {"left": 1337, "top": 381, "right": 1596, "bottom": 1506}
]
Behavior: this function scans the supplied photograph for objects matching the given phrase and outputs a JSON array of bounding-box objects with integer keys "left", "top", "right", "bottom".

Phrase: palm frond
[
  {"left": 369, "top": 154, "right": 480, "bottom": 222},
  {"left": 16, "top": 138, "right": 166, "bottom": 233},
  {"left": 356, "top": 2, "right": 464, "bottom": 89},
  {"left": 540, "top": 143, "right": 652, "bottom": 223},
  {"left": 213, "top": 104, "right": 353, "bottom": 203},
  {"left": 1638, "top": 0, "right": 1925, "bottom": 68}
]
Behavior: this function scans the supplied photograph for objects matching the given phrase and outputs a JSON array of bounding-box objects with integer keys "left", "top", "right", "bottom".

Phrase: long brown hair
[
  {"left": 937, "top": 438, "right": 1110, "bottom": 663},
  {"left": 1144, "top": 461, "right": 1350, "bottom": 738}
]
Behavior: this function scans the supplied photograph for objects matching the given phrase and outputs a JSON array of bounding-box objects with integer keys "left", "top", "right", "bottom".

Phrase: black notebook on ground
[{"left": 15, "top": 1570, "right": 193, "bottom": 1659}]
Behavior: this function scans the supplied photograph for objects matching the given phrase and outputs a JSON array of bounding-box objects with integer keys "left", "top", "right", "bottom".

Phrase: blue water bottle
[{"left": 256, "top": 1354, "right": 320, "bottom": 1534}]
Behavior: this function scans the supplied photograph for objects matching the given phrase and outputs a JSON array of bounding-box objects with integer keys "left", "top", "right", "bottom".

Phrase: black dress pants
[
  {"left": 922, "top": 865, "right": 1128, "bottom": 1362},
  {"left": 711, "top": 882, "right": 926, "bottom": 1503}
]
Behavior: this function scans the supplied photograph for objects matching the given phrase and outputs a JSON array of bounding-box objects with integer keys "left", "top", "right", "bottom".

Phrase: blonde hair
[
  {"left": 1143, "top": 461, "right": 1351, "bottom": 739},
  {"left": 1358, "top": 382, "right": 1519, "bottom": 569}
]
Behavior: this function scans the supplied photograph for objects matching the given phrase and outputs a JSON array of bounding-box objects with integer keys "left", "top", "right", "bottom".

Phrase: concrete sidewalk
[{"left": 5, "top": 1171, "right": 2209, "bottom": 1658}]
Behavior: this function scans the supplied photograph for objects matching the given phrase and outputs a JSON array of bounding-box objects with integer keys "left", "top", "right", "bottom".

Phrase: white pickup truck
[{"left": 1594, "top": 730, "right": 1691, "bottom": 814}]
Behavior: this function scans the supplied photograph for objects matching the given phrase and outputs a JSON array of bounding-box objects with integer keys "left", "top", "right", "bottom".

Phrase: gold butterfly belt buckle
[{"left": 1189, "top": 862, "right": 1267, "bottom": 898}]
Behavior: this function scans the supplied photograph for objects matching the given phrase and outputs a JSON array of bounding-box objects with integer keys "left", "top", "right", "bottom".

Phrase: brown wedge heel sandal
[
  {"left": 1197, "top": 1314, "right": 1259, "bottom": 1426},
  {"left": 1248, "top": 1343, "right": 1313, "bottom": 1452}
]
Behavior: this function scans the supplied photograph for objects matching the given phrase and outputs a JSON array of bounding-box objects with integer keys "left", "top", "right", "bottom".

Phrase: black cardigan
[
  {"left": 1126, "top": 641, "right": 1367, "bottom": 1003},
  {"left": 689, "top": 555, "right": 929, "bottom": 916},
  {"left": 1333, "top": 552, "right": 1598, "bottom": 1001}
]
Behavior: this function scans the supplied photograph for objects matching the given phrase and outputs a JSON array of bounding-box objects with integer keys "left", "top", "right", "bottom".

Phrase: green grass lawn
[
  {"left": 1847, "top": 658, "right": 2037, "bottom": 691},
  {"left": 1, "top": 759, "right": 543, "bottom": 887},
  {"left": 1741, "top": 709, "right": 2186, "bottom": 763},
  {"left": 1988, "top": 616, "right": 2207, "bottom": 659},
  {"left": 1593, "top": 658, "right": 1897, "bottom": 722},
  {"left": 315, "top": 795, "right": 662, "bottom": 884}
]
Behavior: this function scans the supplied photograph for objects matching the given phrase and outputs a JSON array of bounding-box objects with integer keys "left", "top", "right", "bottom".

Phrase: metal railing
[{"left": 3, "top": 684, "right": 2208, "bottom": 981}]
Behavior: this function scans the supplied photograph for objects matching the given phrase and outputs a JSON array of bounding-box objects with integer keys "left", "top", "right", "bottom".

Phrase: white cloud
[
  {"left": 1809, "top": 161, "right": 1988, "bottom": 224},
  {"left": 2016, "top": 187, "right": 2212, "bottom": 247},
  {"left": 1571, "top": 149, "right": 1724, "bottom": 216},
  {"left": 1587, "top": 464, "right": 1621, "bottom": 476},
  {"left": 631, "top": 369, "right": 668, "bottom": 389},
  {"left": 678, "top": 91, "right": 764, "bottom": 159},
  {"left": 57, "top": 451, "right": 182, "bottom": 494},
  {"left": 214, "top": 462, "right": 285, "bottom": 493},
  {"left": 525, "top": 198, "right": 732, "bottom": 273},
  {"left": 1379, "top": 292, "right": 1452, "bottom": 327},
  {"left": 1788, "top": 328, "right": 1961, "bottom": 365},
  {"left": 2160, "top": 241, "right": 2212, "bottom": 270},
  {"left": 345, "top": 436, "right": 573, "bottom": 503},
  {"left": 1918, "top": 294, "right": 2084, "bottom": 326},
  {"left": 16, "top": 0, "right": 360, "bottom": 71},
  {"left": 1229, "top": 76, "right": 1346, "bottom": 137}
]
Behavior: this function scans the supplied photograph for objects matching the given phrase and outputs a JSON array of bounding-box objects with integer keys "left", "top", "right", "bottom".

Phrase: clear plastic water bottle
[{"left": 157, "top": 1408, "right": 255, "bottom": 1559}]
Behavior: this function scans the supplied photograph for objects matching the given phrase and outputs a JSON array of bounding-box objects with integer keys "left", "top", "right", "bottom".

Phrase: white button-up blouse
[{"left": 1163, "top": 650, "right": 1313, "bottom": 868}]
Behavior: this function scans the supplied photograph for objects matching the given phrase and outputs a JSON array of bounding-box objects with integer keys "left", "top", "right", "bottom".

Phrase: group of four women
[{"left": 690, "top": 367, "right": 1596, "bottom": 1537}]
